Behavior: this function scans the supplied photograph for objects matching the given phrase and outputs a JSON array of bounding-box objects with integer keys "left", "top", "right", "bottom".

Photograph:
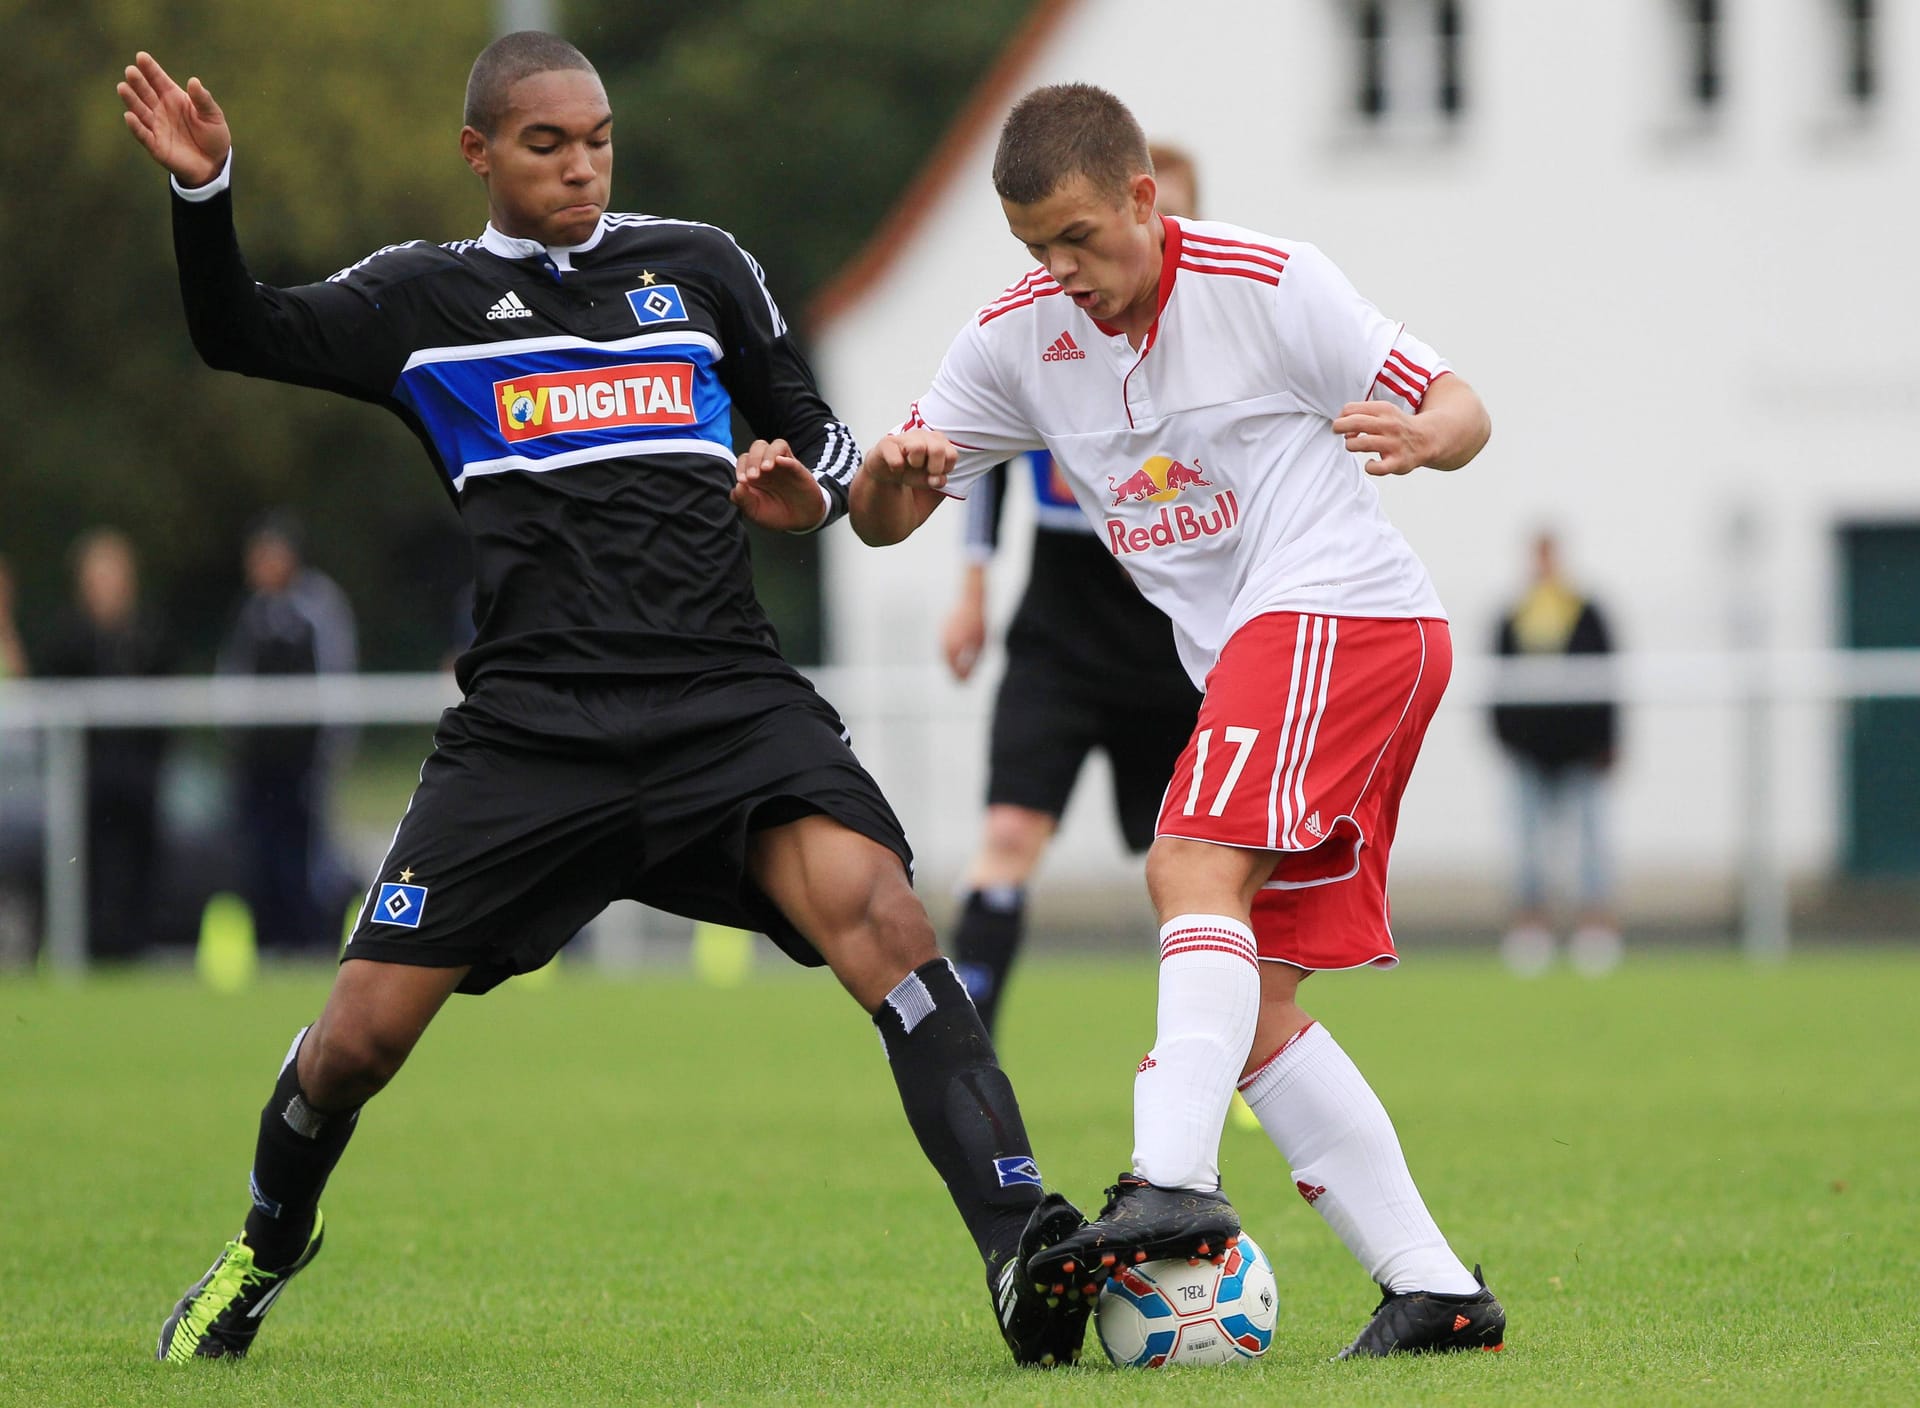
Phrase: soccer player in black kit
[{"left": 118, "top": 34, "right": 1091, "bottom": 1369}]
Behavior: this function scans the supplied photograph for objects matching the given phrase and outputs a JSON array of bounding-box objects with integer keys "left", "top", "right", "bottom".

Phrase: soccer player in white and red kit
[{"left": 746, "top": 83, "right": 1507, "bottom": 1358}]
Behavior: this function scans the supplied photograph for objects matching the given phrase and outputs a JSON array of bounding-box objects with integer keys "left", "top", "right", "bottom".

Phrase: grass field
[{"left": 3, "top": 950, "right": 1917, "bottom": 1406}]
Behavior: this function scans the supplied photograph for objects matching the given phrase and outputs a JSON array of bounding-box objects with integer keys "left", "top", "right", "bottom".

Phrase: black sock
[
  {"left": 874, "top": 958, "right": 1044, "bottom": 1275},
  {"left": 242, "top": 1028, "right": 360, "bottom": 1270},
  {"left": 950, "top": 887, "right": 1025, "bottom": 1036}
]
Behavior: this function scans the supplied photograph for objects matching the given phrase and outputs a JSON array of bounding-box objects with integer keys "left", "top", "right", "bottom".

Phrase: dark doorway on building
[{"left": 1839, "top": 520, "right": 1920, "bottom": 875}]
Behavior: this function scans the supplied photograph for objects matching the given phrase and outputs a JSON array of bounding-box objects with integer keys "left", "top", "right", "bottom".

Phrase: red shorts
[{"left": 1155, "top": 613, "right": 1451, "bottom": 970}]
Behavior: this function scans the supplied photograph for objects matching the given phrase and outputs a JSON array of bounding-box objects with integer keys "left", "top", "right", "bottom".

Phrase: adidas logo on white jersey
[
  {"left": 1042, "top": 331, "right": 1086, "bottom": 362},
  {"left": 485, "top": 290, "right": 534, "bottom": 321}
]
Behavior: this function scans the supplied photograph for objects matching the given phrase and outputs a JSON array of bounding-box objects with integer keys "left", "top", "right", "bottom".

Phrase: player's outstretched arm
[
  {"left": 119, "top": 52, "right": 408, "bottom": 399},
  {"left": 117, "top": 52, "right": 229, "bottom": 189},
  {"left": 848, "top": 431, "right": 953, "bottom": 546},
  {"left": 1334, "top": 373, "right": 1491, "bottom": 477}
]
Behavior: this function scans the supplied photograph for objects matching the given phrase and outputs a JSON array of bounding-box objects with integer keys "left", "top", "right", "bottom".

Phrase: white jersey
[{"left": 906, "top": 216, "right": 1449, "bottom": 686}]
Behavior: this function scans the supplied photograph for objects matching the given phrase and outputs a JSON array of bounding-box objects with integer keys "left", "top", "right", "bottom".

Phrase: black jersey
[{"left": 170, "top": 165, "right": 858, "bottom": 688}]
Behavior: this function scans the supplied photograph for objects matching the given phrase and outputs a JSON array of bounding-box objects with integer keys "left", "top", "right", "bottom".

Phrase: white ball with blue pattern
[{"left": 1094, "top": 1232, "right": 1279, "bottom": 1368}]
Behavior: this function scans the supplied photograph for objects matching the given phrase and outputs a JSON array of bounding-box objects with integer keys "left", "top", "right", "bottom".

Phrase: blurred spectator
[
  {"left": 1148, "top": 141, "right": 1198, "bottom": 228},
  {"left": 0, "top": 554, "right": 25, "bottom": 680},
  {"left": 218, "top": 512, "right": 358, "bottom": 953},
  {"left": 1492, "top": 531, "right": 1621, "bottom": 976},
  {"left": 0, "top": 555, "right": 34, "bottom": 967},
  {"left": 40, "top": 529, "right": 175, "bottom": 959}
]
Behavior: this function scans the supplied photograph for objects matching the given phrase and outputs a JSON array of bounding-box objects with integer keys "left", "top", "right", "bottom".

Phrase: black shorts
[
  {"left": 984, "top": 531, "right": 1200, "bottom": 851},
  {"left": 343, "top": 670, "right": 911, "bottom": 994},
  {"left": 986, "top": 661, "right": 1198, "bottom": 852}
]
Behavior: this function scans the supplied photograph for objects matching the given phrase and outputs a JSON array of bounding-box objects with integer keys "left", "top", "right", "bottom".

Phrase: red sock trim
[
  {"left": 1236, "top": 1020, "right": 1318, "bottom": 1091},
  {"left": 1159, "top": 923, "right": 1257, "bottom": 967}
]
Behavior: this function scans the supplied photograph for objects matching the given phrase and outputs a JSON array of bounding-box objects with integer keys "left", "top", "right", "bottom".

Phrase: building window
[
  {"left": 1437, "top": 0, "right": 1464, "bottom": 117},
  {"left": 1351, "top": 1, "right": 1466, "bottom": 125},
  {"left": 1357, "top": 0, "right": 1388, "bottom": 117},
  {"left": 1840, "top": 0, "right": 1875, "bottom": 106},
  {"left": 1682, "top": 0, "right": 1722, "bottom": 110}
]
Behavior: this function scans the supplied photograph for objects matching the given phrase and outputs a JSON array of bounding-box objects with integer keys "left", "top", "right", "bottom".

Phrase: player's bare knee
[
  {"left": 1146, "top": 835, "right": 1271, "bottom": 916},
  {"left": 301, "top": 1019, "right": 412, "bottom": 1107},
  {"left": 977, "top": 806, "right": 1052, "bottom": 876},
  {"left": 819, "top": 874, "right": 937, "bottom": 1008},
  {"left": 1143, "top": 837, "right": 1190, "bottom": 905},
  {"left": 863, "top": 876, "right": 939, "bottom": 972}
]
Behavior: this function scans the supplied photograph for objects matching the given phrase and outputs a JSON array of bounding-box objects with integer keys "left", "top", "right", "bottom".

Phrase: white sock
[
  {"left": 1131, "top": 915, "right": 1260, "bottom": 1190},
  {"left": 1239, "top": 1022, "right": 1478, "bottom": 1294}
]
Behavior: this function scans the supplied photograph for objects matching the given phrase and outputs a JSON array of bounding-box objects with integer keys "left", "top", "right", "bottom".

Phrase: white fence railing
[{"left": 4, "top": 648, "right": 1920, "bottom": 972}]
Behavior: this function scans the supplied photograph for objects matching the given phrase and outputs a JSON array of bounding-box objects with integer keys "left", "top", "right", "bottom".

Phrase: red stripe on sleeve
[
  {"left": 1176, "top": 260, "right": 1279, "bottom": 286},
  {"left": 1386, "top": 347, "right": 1432, "bottom": 385},
  {"left": 1372, "top": 367, "right": 1424, "bottom": 408},
  {"left": 1179, "top": 244, "right": 1291, "bottom": 278},
  {"left": 979, "top": 285, "right": 1064, "bottom": 325},
  {"left": 1182, "top": 231, "right": 1291, "bottom": 264}
]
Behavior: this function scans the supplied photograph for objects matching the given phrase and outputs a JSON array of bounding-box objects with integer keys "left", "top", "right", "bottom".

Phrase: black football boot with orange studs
[{"left": 1024, "top": 1173, "right": 1241, "bottom": 1295}]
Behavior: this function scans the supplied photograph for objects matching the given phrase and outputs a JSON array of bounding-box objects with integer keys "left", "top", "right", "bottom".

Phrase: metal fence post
[
  {"left": 42, "top": 722, "right": 87, "bottom": 973},
  {"left": 1737, "top": 653, "right": 1789, "bottom": 962},
  {"left": 1726, "top": 508, "right": 1789, "bottom": 962}
]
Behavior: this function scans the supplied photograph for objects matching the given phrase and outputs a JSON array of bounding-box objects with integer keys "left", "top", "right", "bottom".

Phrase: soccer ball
[{"left": 1094, "top": 1233, "right": 1279, "bottom": 1367}]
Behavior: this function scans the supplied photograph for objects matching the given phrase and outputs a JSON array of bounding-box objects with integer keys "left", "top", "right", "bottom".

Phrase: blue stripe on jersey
[
  {"left": 1025, "top": 450, "right": 1092, "bottom": 535},
  {"left": 394, "top": 339, "right": 734, "bottom": 488},
  {"left": 1025, "top": 450, "right": 1076, "bottom": 511}
]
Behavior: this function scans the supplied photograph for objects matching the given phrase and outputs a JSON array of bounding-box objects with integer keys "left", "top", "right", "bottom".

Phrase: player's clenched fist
[
  {"left": 862, "top": 429, "right": 956, "bottom": 491},
  {"left": 117, "top": 52, "right": 231, "bottom": 189}
]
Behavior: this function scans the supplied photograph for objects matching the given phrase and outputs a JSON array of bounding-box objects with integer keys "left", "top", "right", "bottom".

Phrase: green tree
[
  {"left": 5, "top": 0, "right": 490, "bottom": 667},
  {"left": 1, "top": 0, "right": 1032, "bottom": 669},
  {"left": 579, "top": 0, "right": 1033, "bottom": 310}
]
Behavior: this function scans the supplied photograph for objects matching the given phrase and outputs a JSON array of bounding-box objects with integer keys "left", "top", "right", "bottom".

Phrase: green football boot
[{"left": 155, "top": 1211, "right": 325, "bottom": 1362}]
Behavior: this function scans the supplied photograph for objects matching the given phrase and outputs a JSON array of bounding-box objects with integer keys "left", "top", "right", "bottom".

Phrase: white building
[{"left": 807, "top": 0, "right": 1919, "bottom": 933}]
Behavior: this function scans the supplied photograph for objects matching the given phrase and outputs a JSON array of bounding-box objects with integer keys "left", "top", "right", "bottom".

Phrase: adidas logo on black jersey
[{"left": 486, "top": 291, "right": 535, "bottom": 321}]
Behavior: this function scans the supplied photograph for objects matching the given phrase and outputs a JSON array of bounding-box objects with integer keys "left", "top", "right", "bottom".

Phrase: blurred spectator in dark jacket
[
  {"left": 40, "top": 529, "right": 175, "bottom": 959},
  {"left": 218, "top": 512, "right": 358, "bottom": 953},
  {"left": 0, "top": 555, "right": 35, "bottom": 967},
  {"left": 0, "top": 555, "right": 25, "bottom": 682},
  {"left": 1492, "top": 531, "right": 1621, "bottom": 977}
]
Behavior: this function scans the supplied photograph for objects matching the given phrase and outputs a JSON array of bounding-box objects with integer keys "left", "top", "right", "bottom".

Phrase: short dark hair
[
  {"left": 992, "top": 83, "right": 1151, "bottom": 206},
  {"left": 463, "top": 31, "right": 598, "bottom": 137},
  {"left": 247, "top": 508, "right": 306, "bottom": 559}
]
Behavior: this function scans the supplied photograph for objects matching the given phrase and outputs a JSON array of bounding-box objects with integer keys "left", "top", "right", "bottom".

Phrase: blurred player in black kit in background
[
  {"left": 120, "top": 32, "right": 1091, "bottom": 1369},
  {"left": 941, "top": 146, "right": 1204, "bottom": 1035},
  {"left": 217, "top": 513, "right": 359, "bottom": 954}
]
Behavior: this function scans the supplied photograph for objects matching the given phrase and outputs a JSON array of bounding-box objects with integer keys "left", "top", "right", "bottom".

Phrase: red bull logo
[
  {"left": 494, "top": 362, "right": 696, "bottom": 443},
  {"left": 1106, "top": 455, "right": 1212, "bottom": 505},
  {"left": 1106, "top": 492, "right": 1240, "bottom": 555},
  {"left": 1104, "top": 455, "right": 1236, "bottom": 555},
  {"left": 1164, "top": 459, "right": 1211, "bottom": 491}
]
